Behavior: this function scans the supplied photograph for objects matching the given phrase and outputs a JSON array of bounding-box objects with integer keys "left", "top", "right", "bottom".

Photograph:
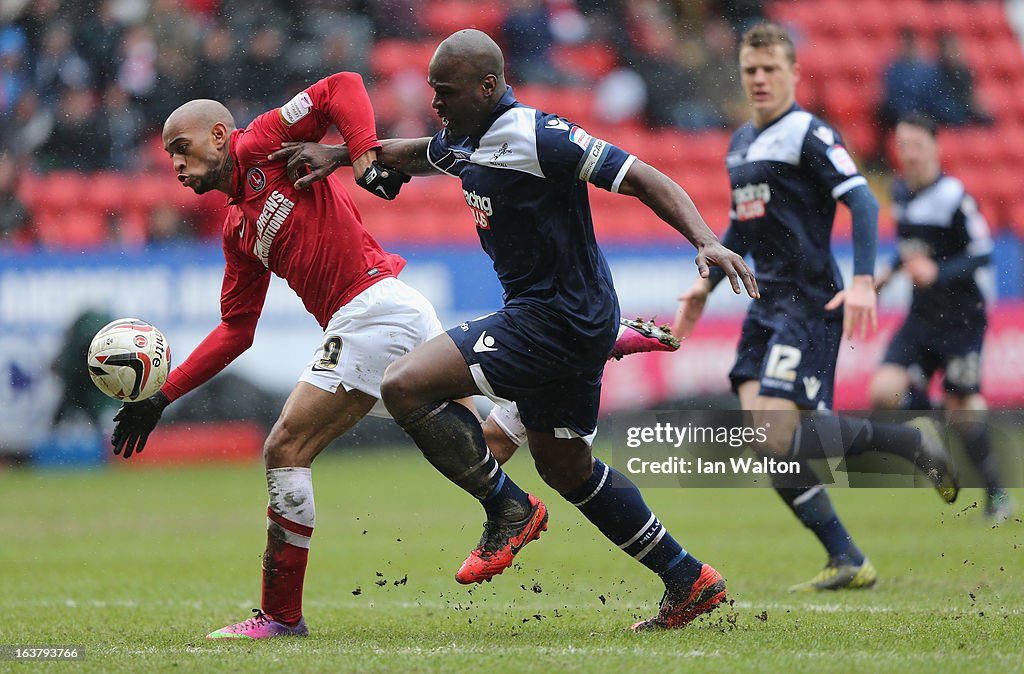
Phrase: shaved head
[
  {"left": 433, "top": 29, "right": 505, "bottom": 83},
  {"left": 163, "top": 99, "right": 236, "bottom": 196},
  {"left": 427, "top": 30, "right": 508, "bottom": 137},
  {"left": 163, "top": 99, "right": 235, "bottom": 138}
]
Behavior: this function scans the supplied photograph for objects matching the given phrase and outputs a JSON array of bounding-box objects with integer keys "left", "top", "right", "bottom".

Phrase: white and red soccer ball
[{"left": 87, "top": 318, "right": 171, "bottom": 401}]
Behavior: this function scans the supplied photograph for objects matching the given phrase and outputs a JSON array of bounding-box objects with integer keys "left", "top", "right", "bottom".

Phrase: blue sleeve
[
  {"left": 839, "top": 184, "right": 879, "bottom": 276},
  {"left": 936, "top": 194, "right": 994, "bottom": 286},
  {"left": 535, "top": 114, "right": 635, "bottom": 192},
  {"left": 802, "top": 119, "right": 869, "bottom": 201},
  {"left": 426, "top": 132, "right": 462, "bottom": 177}
]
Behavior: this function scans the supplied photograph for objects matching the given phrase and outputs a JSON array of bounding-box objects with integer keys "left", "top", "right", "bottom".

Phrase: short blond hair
[{"left": 740, "top": 22, "right": 796, "bottom": 64}]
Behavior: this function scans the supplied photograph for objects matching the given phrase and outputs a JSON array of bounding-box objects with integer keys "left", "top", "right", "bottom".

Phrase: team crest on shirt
[
  {"left": 247, "top": 168, "right": 267, "bottom": 193},
  {"left": 813, "top": 126, "right": 836, "bottom": 146},
  {"left": 733, "top": 182, "right": 771, "bottom": 221}
]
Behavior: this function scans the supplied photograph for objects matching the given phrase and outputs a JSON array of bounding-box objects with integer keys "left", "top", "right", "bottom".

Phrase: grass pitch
[{"left": 1, "top": 446, "right": 1021, "bottom": 673}]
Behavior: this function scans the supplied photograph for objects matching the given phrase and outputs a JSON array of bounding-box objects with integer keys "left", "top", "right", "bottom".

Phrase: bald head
[
  {"left": 433, "top": 29, "right": 505, "bottom": 84},
  {"left": 163, "top": 99, "right": 235, "bottom": 138},
  {"left": 163, "top": 99, "right": 236, "bottom": 196}
]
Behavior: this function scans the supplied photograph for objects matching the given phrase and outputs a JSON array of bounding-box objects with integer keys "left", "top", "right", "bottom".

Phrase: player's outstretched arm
[
  {"left": 618, "top": 160, "right": 759, "bottom": 298},
  {"left": 270, "top": 138, "right": 438, "bottom": 191}
]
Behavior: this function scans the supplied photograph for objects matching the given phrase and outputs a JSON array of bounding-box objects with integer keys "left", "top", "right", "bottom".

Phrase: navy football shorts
[
  {"left": 447, "top": 307, "right": 611, "bottom": 444},
  {"left": 882, "top": 317, "right": 985, "bottom": 395},
  {"left": 729, "top": 311, "right": 842, "bottom": 410}
]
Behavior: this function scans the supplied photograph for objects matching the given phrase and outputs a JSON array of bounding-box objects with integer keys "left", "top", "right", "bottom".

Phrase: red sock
[{"left": 262, "top": 507, "right": 312, "bottom": 625}]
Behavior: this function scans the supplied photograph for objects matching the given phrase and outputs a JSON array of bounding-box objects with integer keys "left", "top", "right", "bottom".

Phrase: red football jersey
[{"left": 163, "top": 73, "right": 405, "bottom": 402}]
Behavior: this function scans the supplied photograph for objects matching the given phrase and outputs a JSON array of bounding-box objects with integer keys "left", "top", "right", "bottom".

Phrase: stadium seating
[
  {"left": 14, "top": 0, "right": 1024, "bottom": 248},
  {"left": 769, "top": 0, "right": 1024, "bottom": 233}
]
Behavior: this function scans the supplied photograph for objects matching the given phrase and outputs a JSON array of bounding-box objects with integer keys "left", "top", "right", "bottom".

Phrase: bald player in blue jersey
[
  {"left": 675, "top": 23, "right": 960, "bottom": 592},
  {"left": 272, "top": 28, "right": 758, "bottom": 630}
]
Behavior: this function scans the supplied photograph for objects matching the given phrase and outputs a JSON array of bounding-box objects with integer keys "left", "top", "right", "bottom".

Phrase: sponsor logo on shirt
[
  {"left": 545, "top": 118, "right": 570, "bottom": 131},
  {"left": 569, "top": 125, "right": 592, "bottom": 151},
  {"left": 463, "top": 189, "right": 493, "bottom": 230},
  {"left": 733, "top": 182, "right": 771, "bottom": 221},
  {"left": 254, "top": 190, "right": 295, "bottom": 267},
  {"left": 826, "top": 145, "right": 858, "bottom": 176},
  {"left": 279, "top": 92, "right": 313, "bottom": 126},
  {"left": 247, "top": 167, "right": 267, "bottom": 193}
]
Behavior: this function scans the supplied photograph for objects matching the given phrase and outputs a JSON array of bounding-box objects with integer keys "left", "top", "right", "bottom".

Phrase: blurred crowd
[
  {"left": 0, "top": 0, "right": 997, "bottom": 248},
  {"left": 880, "top": 27, "right": 991, "bottom": 128},
  {"left": 0, "top": 0, "right": 766, "bottom": 166}
]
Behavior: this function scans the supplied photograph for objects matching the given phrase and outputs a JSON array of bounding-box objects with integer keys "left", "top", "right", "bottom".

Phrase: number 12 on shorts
[{"left": 765, "top": 344, "right": 802, "bottom": 382}]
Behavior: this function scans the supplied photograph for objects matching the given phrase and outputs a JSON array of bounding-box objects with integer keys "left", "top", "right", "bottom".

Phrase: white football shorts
[
  {"left": 487, "top": 399, "right": 528, "bottom": 447},
  {"left": 298, "top": 277, "right": 443, "bottom": 418}
]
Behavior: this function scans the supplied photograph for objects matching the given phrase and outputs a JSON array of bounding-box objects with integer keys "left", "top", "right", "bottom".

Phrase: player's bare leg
[
  {"left": 483, "top": 402, "right": 525, "bottom": 466},
  {"left": 381, "top": 334, "right": 543, "bottom": 583},
  {"left": 869, "top": 364, "right": 913, "bottom": 410},
  {"left": 208, "top": 383, "right": 377, "bottom": 639}
]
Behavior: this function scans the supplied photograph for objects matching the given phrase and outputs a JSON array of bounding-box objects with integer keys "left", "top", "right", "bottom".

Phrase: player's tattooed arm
[{"left": 619, "top": 159, "right": 759, "bottom": 299}]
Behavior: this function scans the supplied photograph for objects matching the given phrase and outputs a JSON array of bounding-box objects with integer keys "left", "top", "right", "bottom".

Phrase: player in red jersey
[{"left": 108, "top": 72, "right": 440, "bottom": 640}]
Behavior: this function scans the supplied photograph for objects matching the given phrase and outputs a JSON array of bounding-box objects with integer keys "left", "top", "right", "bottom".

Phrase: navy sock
[
  {"left": 904, "top": 387, "right": 934, "bottom": 411},
  {"left": 396, "top": 401, "right": 530, "bottom": 521},
  {"left": 565, "top": 459, "right": 703, "bottom": 591},
  {"left": 775, "top": 462, "right": 864, "bottom": 566},
  {"left": 793, "top": 415, "right": 921, "bottom": 463},
  {"left": 480, "top": 472, "right": 533, "bottom": 522},
  {"left": 953, "top": 417, "right": 1002, "bottom": 490}
]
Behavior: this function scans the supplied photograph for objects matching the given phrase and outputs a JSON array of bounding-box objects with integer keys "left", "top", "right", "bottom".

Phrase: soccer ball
[{"left": 87, "top": 318, "right": 171, "bottom": 402}]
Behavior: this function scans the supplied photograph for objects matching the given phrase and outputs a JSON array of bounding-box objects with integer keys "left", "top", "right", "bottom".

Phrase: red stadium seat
[
  {"left": 421, "top": 1, "right": 505, "bottom": 39},
  {"left": 34, "top": 208, "right": 109, "bottom": 248},
  {"left": 1007, "top": 200, "right": 1024, "bottom": 236},
  {"left": 893, "top": 0, "right": 935, "bottom": 37},
  {"left": 40, "top": 172, "right": 90, "bottom": 212},
  {"left": 846, "top": 0, "right": 897, "bottom": 38},
  {"left": 84, "top": 172, "right": 130, "bottom": 215},
  {"left": 839, "top": 124, "right": 881, "bottom": 160},
  {"left": 932, "top": 0, "right": 975, "bottom": 34},
  {"left": 514, "top": 85, "right": 594, "bottom": 125},
  {"left": 370, "top": 40, "right": 437, "bottom": 81},
  {"left": 799, "top": 0, "right": 848, "bottom": 37},
  {"left": 551, "top": 43, "right": 618, "bottom": 81},
  {"left": 971, "top": 2, "right": 1013, "bottom": 38},
  {"left": 15, "top": 172, "right": 46, "bottom": 211}
]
